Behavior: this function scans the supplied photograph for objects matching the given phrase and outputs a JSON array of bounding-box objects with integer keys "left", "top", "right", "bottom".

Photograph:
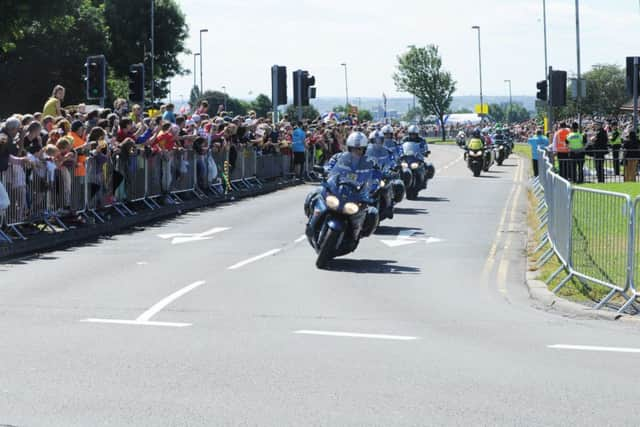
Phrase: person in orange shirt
[
  {"left": 552, "top": 122, "right": 570, "bottom": 180},
  {"left": 69, "top": 120, "right": 88, "bottom": 177}
]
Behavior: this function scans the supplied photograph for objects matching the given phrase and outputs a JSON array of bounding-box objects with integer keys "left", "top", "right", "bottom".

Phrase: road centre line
[
  {"left": 294, "top": 330, "right": 418, "bottom": 341},
  {"left": 294, "top": 235, "right": 307, "bottom": 243},
  {"left": 441, "top": 155, "right": 463, "bottom": 171},
  {"left": 227, "top": 248, "right": 282, "bottom": 270},
  {"left": 548, "top": 344, "right": 640, "bottom": 354},
  {"left": 81, "top": 280, "right": 206, "bottom": 327},
  {"left": 480, "top": 162, "right": 520, "bottom": 286},
  {"left": 496, "top": 159, "right": 524, "bottom": 294}
]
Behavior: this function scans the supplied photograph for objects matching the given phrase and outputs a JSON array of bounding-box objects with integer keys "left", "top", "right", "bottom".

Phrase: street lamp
[
  {"left": 471, "top": 26, "right": 484, "bottom": 117},
  {"left": 150, "top": 0, "right": 155, "bottom": 106},
  {"left": 199, "top": 29, "right": 208, "bottom": 92},
  {"left": 504, "top": 79, "right": 512, "bottom": 125},
  {"left": 193, "top": 53, "right": 200, "bottom": 90},
  {"left": 221, "top": 85, "right": 227, "bottom": 111},
  {"left": 574, "top": 0, "right": 582, "bottom": 129},
  {"left": 340, "top": 63, "right": 349, "bottom": 111}
]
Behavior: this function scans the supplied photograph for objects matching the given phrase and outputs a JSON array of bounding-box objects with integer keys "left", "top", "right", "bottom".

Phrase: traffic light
[
  {"left": 271, "top": 65, "right": 287, "bottom": 106},
  {"left": 301, "top": 71, "right": 316, "bottom": 106},
  {"left": 128, "top": 63, "right": 145, "bottom": 104},
  {"left": 536, "top": 80, "right": 547, "bottom": 101},
  {"left": 86, "top": 55, "right": 106, "bottom": 100},
  {"left": 550, "top": 70, "right": 567, "bottom": 107},
  {"left": 626, "top": 56, "right": 640, "bottom": 96},
  {"left": 293, "top": 70, "right": 317, "bottom": 107}
]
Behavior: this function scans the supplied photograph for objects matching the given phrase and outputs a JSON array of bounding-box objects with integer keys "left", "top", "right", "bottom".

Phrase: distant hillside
[{"left": 310, "top": 96, "right": 536, "bottom": 115}]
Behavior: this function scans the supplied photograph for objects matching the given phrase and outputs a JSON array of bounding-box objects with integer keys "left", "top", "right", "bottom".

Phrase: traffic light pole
[
  {"left": 548, "top": 66, "right": 553, "bottom": 138},
  {"left": 271, "top": 66, "right": 279, "bottom": 124},
  {"left": 296, "top": 72, "right": 303, "bottom": 121},
  {"left": 634, "top": 57, "right": 638, "bottom": 134}
]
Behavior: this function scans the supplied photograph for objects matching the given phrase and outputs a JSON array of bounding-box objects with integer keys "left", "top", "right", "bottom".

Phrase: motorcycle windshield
[
  {"left": 365, "top": 146, "right": 395, "bottom": 171},
  {"left": 326, "top": 169, "right": 379, "bottom": 201},
  {"left": 401, "top": 142, "right": 422, "bottom": 158}
]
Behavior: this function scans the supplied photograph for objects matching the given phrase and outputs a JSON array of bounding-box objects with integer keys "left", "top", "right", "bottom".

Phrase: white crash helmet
[
  {"left": 408, "top": 125, "right": 420, "bottom": 134},
  {"left": 346, "top": 131, "right": 368, "bottom": 148},
  {"left": 381, "top": 125, "right": 393, "bottom": 135},
  {"left": 368, "top": 130, "right": 383, "bottom": 143},
  {"left": 457, "top": 131, "right": 466, "bottom": 138}
]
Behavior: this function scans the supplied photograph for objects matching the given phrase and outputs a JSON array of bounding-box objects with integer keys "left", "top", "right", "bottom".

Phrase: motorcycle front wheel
[{"left": 316, "top": 228, "right": 339, "bottom": 269}]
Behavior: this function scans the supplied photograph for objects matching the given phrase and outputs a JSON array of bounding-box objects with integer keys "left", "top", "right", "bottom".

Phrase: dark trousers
[
  {"left": 569, "top": 151, "right": 585, "bottom": 183},
  {"left": 593, "top": 154, "right": 605, "bottom": 183},
  {"left": 557, "top": 152, "right": 569, "bottom": 179},
  {"left": 611, "top": 145, "right": 621, "bottom": 175},
  {"left": 532, "top": 158, "right": 539, "bottom": 176}
]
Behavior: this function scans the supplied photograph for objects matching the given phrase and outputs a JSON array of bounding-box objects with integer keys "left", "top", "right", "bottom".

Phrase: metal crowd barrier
[
  {"left": 1, "top": 147, "right": 296, "bottom": 244},
  {"left": 533, "top": 148, "right": 639, "bottom": 313},
  {"left": 551, "top": 149, "right": 640, "bottom": 184}
]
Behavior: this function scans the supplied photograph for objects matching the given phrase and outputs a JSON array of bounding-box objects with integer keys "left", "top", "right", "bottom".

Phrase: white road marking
[
  {"left": 136, "top": 261, "right": 148, "bottom": 265},
  {"left": 227, "top": 249, "right": 282, "bottom": 270},
  {"left": 294, "top": 235, "right": 307, "bottom": 243},
  {"left": 158, "top": 227, "right": 230, "bottom": 245},
  {"left": 80, "top": 280, "right": 206, "bottom": 327},
  {"left": 548, "top": 344, "right": 640, "bottom": 354},
  {"left": 294, "top": 330, "right": 418, "bottom": 341},
  {"left": 441, "top": 156, "right": 463, "bottom": 170},
  {"left": 81, "top": 319, "right": 191, "bottom": 327},
  {"left": 380, "top": 229, "right": 443, "bottom": 248},
  {"left": 136, "top": 280, "right": 206, "bottom": 322}
]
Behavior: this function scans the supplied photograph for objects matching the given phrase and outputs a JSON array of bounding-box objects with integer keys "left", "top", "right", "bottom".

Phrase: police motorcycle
[
  {"left": 455, "top": 131, "right": 467, "bottom": 148},
  {"left": 399, "top": 125, "right": 435, "bottom": 200},
  {"left": 465, "top": 129, "right": 485, "bottom": 177},
  {"left": 304, "top": 132, "right": 382, "bottom": 269},
  {"left": 492, "top": 128, "right": 510, "bottom": 166},
  {"left": 366, "top": 130, "right": 404, "bottom": 221},
  {"left": 481, "top": 128, "right": 495, "bottom": 172}
]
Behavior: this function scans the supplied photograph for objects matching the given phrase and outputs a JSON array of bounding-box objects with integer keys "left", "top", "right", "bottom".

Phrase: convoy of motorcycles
[
  {"left": 459, "top": 127, "right": 514, "bottom": 177},
  {"left": 304, "top": 125, "right": 435, "bottom": 269}
]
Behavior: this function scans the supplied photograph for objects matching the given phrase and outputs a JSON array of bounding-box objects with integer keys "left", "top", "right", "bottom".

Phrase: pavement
[{"left": 1, "top": 144, "right": 640, "bottom": 426}]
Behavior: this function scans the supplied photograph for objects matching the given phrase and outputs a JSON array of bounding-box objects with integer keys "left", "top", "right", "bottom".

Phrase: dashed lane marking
[
  {"left": 294, "top": 330, "right": 419, "bottom": 341},
  {"left": 227, "top": 249, "right": 282, "bottom": 270},
  {"left": 548, "top": 344, "right": 640, "bottom": 354}
]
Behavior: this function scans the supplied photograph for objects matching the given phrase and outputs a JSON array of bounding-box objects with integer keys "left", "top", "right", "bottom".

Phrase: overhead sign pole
[{"left": 634, "top": 57, "right": 638, "bottom": 134}]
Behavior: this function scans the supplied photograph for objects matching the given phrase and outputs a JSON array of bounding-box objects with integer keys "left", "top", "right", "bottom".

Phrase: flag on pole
[{"left": 382, "top": 93, "right": 388, "bottom": 120}]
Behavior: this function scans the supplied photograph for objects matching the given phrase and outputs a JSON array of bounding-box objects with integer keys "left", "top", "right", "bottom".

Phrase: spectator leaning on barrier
[
  {"left": 70, "top": 121, "right": 88, "bottom": 178},
  {"left": 528, "top": 127, "right": 548, "bottom": 177},
  {"left": 162, "top": 104, "right": 176, "bottom": 124},
  {"left": 552, "top": 122, "right": 570, "bottom": 180}
]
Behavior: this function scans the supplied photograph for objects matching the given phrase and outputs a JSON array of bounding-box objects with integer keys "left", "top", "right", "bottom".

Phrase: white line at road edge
[
  {"left": 548, "top": 344, "right": 640, "bottom": 354},
  {"left": 294, "top": 235, "right": 307, "bottom": 243},
  {"left": 294, "top": 330, "right": 418, "bottom": 341},
  {"left": 228, "top": 249, "right": 282, "bottom": 270}
]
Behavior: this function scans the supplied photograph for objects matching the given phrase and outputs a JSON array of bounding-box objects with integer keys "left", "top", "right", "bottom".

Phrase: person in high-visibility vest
[
  {"left": 566, "top": 122, "right": 586, "bottom": 184},
  {"left": 552, "top": 122, "right": 570, "bottom": 180},
  {"left": 609, "top": 121, "right": 622, "bottom": 176}
]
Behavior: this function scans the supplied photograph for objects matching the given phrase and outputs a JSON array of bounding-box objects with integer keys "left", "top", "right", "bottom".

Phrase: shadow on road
[
  {"left": 474, "top": 174, "right": 499, "bottom": 179},
  {"left": 326, "top": 259, "right": 421, "bottom": 274},
  {"left": 415, "top": 196, "right": 450, "bottom": 202},
  {"left": 374, "top": 225, "right": 424, "bottom": 236},
  {"left": 394, "top": 207, "right": 429, "bottom": 215}
]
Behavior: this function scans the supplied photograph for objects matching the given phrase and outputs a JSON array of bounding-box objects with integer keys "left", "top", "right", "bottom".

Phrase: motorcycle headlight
[
  {"left": 470, "top": 150, "right": 482, "bottom": 157},
  {"left": 325, "top": 195, "right": 340, "bottom": 210},
  {"left": 379, "top": 180, "right": 386, "bottom": 188},
  {"left": 498, "top": 146, "right": 504, "bottom": 150},
  {"left": 343, "top": 202, "right": 359, "bottom": 215},
  {"left": 401, "top": 161, "right": 409, "bottom": 168},
  {"left": 410, "top": 162, "right": 419, "bottom": 170}
]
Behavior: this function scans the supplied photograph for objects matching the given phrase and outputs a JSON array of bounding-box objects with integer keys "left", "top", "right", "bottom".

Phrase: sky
[{"left": 169, "top": 0, "right": 640, "bottom": 103}]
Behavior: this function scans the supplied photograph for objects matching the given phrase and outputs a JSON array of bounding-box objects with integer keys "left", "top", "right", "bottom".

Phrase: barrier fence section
[
  {"left": 533, "top": 148, "right": 638, "bottom": 313},
  {"left": 0, "top": 146, "right": 302, "bottom": 244},
  {"left": 549, "top": 149, "right": 640, "bottom": 184}
]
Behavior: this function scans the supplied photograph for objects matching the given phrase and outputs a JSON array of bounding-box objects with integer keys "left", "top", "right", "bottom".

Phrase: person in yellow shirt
[{"left": 42, "top": 85, "right": 65, "bottom": 118}]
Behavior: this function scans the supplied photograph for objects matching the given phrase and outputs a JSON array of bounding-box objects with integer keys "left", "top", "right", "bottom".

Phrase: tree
[
  {"left": 285, "top": 105, "right": 320, "bottom": 121},
  {"left": 394, "top": 45, "right": 456, "bottom": 141},
  {"left": 358, "top": 109, "right": 373, "bottom": 122},
  {"left": 104, "top": 0, "right": 189, "bottom": 104},
  {"left": 250, "top": 94, "right": 272, "bottom": 118},
  {"left": 580, "top": 64, "right": 627, "bottom": 116},
  {"left": 195, "top": 90, "right": 248, "bottom": 116},
  {"left": 403, "top": 107, "right": 423, "bottom": 122},
  {"left": 0, "top": 0, "right": 111, "bottom": 115},
  {"left": 189, "top": 86, "right": 202, "bottom": 108}
]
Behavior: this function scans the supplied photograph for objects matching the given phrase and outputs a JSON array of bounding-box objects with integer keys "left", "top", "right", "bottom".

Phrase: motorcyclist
[
  {"left": 381, "top": 125, "right": 401, "bottom": 158},
  {"left": 493, "top": 127, "right": 505, "bottom": 144},
  {"left": 325, "top": 132, "right": 381, "bottom": 192},
  {"left": 401, "top": 124, "right": 428, "bottom": 156},
  {"left": 456, "top": 131, "right": 466, "bottom": 147},
  {"left": 466, "top": 128, "right": 484, "bottom": 151}
]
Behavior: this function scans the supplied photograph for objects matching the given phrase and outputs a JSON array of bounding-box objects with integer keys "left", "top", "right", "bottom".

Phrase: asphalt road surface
[{"left": 2, "top": 145, "right": 640, "bottom": 426}]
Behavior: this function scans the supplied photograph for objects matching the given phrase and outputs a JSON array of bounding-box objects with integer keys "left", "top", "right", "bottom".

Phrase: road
[{"left": 1, "top": 144, "right": 639, "bottom": 426}]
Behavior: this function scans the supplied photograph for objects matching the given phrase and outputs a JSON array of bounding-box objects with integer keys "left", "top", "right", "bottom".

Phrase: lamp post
[
  {"left": 193, "top": 53, "right": 200, "bottom": 90},
  {"left": 574, "top": 0, "right": 582, "bottom": 130},
  {"left": 199, "top": 29, "right": 208, "bottom": 92},
  {"left": 340, "top": 63, "right": 349, "bottom": 111},
  {"left": 504, "top": 79, "right": 512, "bottom": 125},
  {"left": 150, "top": 0, "right": 155, "bottom": 106},
  {"left": 222, "top": 85, "right": 227, "bottom": 111},
  {"left": 471, "top": 26, "right": 484, "bottom": 117}
]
